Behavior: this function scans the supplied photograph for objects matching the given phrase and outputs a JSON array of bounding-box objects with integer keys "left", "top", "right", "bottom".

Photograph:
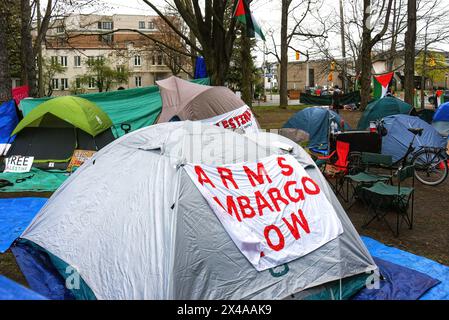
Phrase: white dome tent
[{"left": 16, "top": 121, "right": 376, "bottom": 300}]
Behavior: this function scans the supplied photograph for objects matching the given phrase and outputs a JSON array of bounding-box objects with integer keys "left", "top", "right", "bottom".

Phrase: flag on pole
[
  {"left": 234, "top": 0, "right": 266, "bottom": 41},
  {"left": 373, "top": 72, "right": 394, "bottom": 100}
]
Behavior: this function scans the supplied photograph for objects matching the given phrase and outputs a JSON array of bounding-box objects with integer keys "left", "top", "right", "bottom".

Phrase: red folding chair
[{"left": 316, "top": 140, "right": 350, "bottom": 199}]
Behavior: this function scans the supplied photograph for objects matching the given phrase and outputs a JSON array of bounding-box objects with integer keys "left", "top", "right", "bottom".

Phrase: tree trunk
[
  {"left": 360, "top": 0, "right": 373, "bottom": 111},
  {"left": 20, "top": 0, "right": 37, "bottom": 97},
  {"left": 279, "top": 0, "right": 289, "bottom": 109},
  {"left": 404, "top": 0, "right": 417, "bottom": 106},
  {"left": 339, "top": 0, "right": 347, "bottom": 92},
  {"left": 0, "top": 8, "right": 12, "bottom": 103}
]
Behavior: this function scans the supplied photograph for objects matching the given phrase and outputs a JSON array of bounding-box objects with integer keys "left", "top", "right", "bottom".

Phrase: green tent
[
  {"left": 357, "top": 96, "right": 413, "bottom": 130},
  {"left": 13, "top": 96, "right": 112, "bottom": 137},
  {"left": 19, "top": 78, "right": 210, "bottom": 137}
]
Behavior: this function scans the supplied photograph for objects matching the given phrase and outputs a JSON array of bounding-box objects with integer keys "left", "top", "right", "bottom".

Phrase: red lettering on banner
[
  {"left": 267, "top": 188, "right": 289, "bottom": 211},
  {"left": 254, "top": 190, "right": 274, "bottom": 216},
  {"left": 213, "top": 196, "right": 242, "bottom": 222},
  {"left": 195, "top": 166, "right": 216, "bottom": 188},
  {"left": 284, "top": 181, "right": 305, "bottom": 203},
  {"left": 243, "top": 163, "right": 273, "bottom": 187},
  {"left": 264, "top": 225, "right": 285, "bottom": 251},
  {"left": 277, "top": 157, "right": 294, "bottom": 176},
  {"left": 237, "top": 196, "right": 256, "bottom": 219},
  {"left": 302, "top": 177, "right": 320, "bottom": 195},
  {"left": 282, "top": 209, "right": 311, "bottom": 240},
  {"left": 218, "top": 167, "right": 239, "bottom": 189}
]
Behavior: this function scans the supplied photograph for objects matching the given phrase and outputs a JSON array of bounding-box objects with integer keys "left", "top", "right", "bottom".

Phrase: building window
[
  {"left": 56, "top": 26, "right": 64, "bottom": 34},
  {"left": 51, "top": 78, "right": 59, "bottom": 90},
  {"left": 98, "top": 21, "right": 113, "bottom": 30},
  {"left": 61, "top": 78, "right": 69, "bottom": 90},
  {"left": 99, "top": 34, "right": 114, "bottom": 45},
  {"left": 134, "top": 55, "right": 141, "bottom": 66},
  {"left": 135, "top": 76, "right": 142, "bottom": 87},
  {"left": 74, "top": 56, "right": 81, "bottom": 67},
  {"left": 138, "top": 21, "right": 145, "bottom": 29},
  {"left": 117, "top": 65, "right": 125, "bottom": 73},
  {"left": 75, "top": 78, "right": 81, "bottom": 89},
  {"left": 87, "top": 56, "right": 95, "bottom": 64},
  {"left": 148, "top": 21, "right": 155, "bottom": 30},
  {"left": 157, "top": 54, "right": 163, "bottom": 65},
  {"left": 60, "top": 56, "right": 68, "bottom": 67},
  {"left": 152, "top": 55, "right": 156, "bottom": 65},
  {"left": 88, "top": 78, "right": 96, "bottom": 89}
]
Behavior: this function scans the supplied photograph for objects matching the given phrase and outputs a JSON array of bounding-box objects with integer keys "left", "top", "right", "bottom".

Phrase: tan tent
[{"left": 156, "top": 76, "right": 251, "bottom": 123}]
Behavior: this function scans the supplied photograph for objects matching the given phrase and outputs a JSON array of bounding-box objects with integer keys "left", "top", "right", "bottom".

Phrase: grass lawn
[{"left": 252, "top": 104, "right": 312, "bottom": 130}]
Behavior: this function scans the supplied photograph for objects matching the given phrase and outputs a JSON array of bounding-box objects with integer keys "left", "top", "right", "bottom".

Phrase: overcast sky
[{"left": 78, "top": 0, "right": 448, "bottom": 66}]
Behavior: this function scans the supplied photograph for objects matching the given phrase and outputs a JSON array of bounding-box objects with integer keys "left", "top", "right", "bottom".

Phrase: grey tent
[
  {"left": 17, "top": 121, "right": 376, "bottom": 299},
  {"left": 157, "top": 76, "right": 257, "bottom": 126}
]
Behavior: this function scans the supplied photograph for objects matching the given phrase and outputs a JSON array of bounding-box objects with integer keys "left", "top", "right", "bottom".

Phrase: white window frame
[
  {"left": 134, "top": 55, "right": 141, "bottom": 67},
  {"left": 60, "top": 78, "right": 69, "bottom": 90},
  {"left": 148, "top": 21, "right": 155, "bottom": 30},
  {"left": 51, "top": 78, "right": 59, "bottom": 90},
  {"left": 60, "top": 56, "right": 68, "bottom": 67},
  {"left": 56, "top": 26, "right": 64, "bottom": 34},
  {"left": 135, "top": 76, "right": 142, "bottom": 88},
  {"left": 74, "top": 56, "right": 81, "bottom": 67},
  {"left": 102, "top": 21, "right": 113, "bottom": 30},
  {"left": 51, "top": 56, "right": 58, "bottom": 65},
  {"left": 138, "top": 21, "right": 145, "bottom": 29},
  {"left": 88, "top": 77, "right": 96, "bottom": 89}
]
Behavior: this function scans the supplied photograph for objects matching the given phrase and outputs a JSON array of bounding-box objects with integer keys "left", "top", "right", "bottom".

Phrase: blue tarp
[
  {"left": 194, "top": 56, "right": 208, "bottom": 79},
  {"left": 0, "top": 275, "right": 47, "bottom": 300},
  {"left": 352, "top": 257, "right": 440, "bottom": 300},
  {"left": 283, "top": 107, "right": 350, "bottom": 150},
  {"left": 382, "top": 115, "right": 447, "bottom": 162},
  {"left": 0, "top": 100, "right": 19, "bottom": 144},
  {"left": 0, "top": 197, "right": 47, "bottom": 253},
  {"left": 362, "top": 236, "right": 449, "bottom": 300}
]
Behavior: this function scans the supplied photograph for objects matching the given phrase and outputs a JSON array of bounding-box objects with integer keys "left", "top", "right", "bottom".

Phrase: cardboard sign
[
  {"left": 185, "top": 154, "right": 343, "bottom": 271},
  {"left": 67, "top": 150, "right": 96, "bottom": 172},
  {"left": 201, "top": 105, "right": 259, "bottom": 133},
  {"left": 4, "top": 156, "right": 34, "bottom": 173}
]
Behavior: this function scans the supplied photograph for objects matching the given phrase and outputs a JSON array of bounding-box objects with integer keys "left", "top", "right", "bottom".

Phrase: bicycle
[{"left": 375, "top": 119, "right": 448, "bottom": 186}]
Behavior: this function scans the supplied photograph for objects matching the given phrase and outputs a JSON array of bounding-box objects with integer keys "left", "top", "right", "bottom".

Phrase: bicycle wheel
[{"left": 411, "top": 149, "right": 448, "bottom": 186}]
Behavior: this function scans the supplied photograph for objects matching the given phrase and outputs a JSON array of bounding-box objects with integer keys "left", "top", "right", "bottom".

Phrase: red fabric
[
  {"left": 334, "top": 141, "right": 350, "bottom": 169},
  {"left": 11, "top": 86, "right": 29, "bottom": 106},
  {"left": 235, "top": 0, "right": 246, "bottom": 17},
  {"left": 374, "top": 72, "right": 394, "bottom": 87}
]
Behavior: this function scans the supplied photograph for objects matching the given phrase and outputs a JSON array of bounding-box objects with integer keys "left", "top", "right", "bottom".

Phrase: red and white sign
[
  {"left": 185, "top": 154, "right": 343, "bottom": 271},
  {"left": 201, "top": 105, "right": 259, "bottom": 133}
]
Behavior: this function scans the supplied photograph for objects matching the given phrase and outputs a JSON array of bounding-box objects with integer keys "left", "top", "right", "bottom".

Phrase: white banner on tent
[
  {"left": 4, "top": 155, "right": 34, "bottom": 173},
  {"left": 184, "top": 154, "right": 343, "bottom": 271},
  {"left": 200, "top": 105, "right": 259, "bottom": 133}
]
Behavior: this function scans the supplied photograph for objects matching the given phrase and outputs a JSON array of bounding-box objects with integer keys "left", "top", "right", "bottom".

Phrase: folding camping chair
[
  {"left": 345, "top": 152, "right": 394, "bottom": 209},
  {"left": 315, "top": 140, "right": 350, "bottom": 200},
  {"left": 359, "top": 165, "right": 415, "bottom": 237}
]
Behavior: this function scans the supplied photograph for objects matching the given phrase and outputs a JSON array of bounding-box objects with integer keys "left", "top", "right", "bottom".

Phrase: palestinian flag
[
  {"left": 234, "top": 0, "right": 266, "bottom": 41},
  {"left": 373, "top": 72, "right": 394, "bottom": 100}
]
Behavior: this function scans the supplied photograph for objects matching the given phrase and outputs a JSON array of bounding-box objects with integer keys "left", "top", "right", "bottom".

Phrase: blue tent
[
  {"left": 283, "top": 107, "right": 349, "bottom": 150},
  {"left": 382, "top": 115, "right": 446, "bottom": 162},
  {"left": 0, "top": 100, "right": 19, "bottom": 144},
  {"left": 432, "top": 102, "right": 449, "bottom": 137}
]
